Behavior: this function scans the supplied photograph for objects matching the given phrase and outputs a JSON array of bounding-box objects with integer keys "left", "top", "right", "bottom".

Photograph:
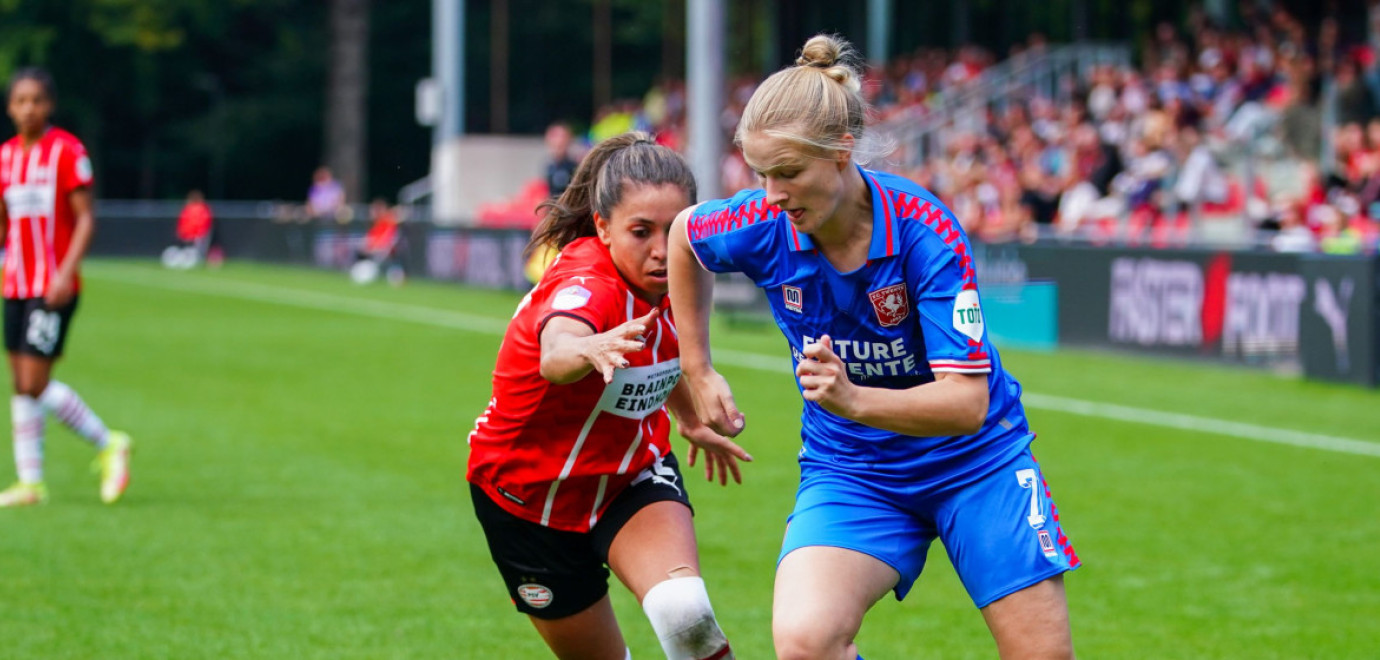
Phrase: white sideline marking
[
  {"left": 91, "top": 265, "right": 1380, "bottom": 458},
  {"left": 91, "top": 265, "right": 511, "bottom": 335},
  {"left": 710, "top": 350, "right": 1380, "bottom": 458},
  {"left": 1018, "top": 393, "right": 1380, "bottom": 458}
]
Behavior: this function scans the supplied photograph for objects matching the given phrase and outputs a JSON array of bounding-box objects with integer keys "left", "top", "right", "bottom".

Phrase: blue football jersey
[{"left": 687, "top": 166, "right": 1033, "bottom": 486}]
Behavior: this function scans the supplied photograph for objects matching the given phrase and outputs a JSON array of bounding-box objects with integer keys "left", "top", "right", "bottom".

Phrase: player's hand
[
  {"left": 682, "top": 423, "right": 752, "bottom": 486},
  {"left": 44, "top": 273, "right": 74, "bottom": 308},
  {"left": 585, "top": 307, "right": 660, "bottom": 383},
  {"left": 797, "top": 335, "right": 858, "bottom": 418},
  {"left": 683, "top": 369, "right": 746, "bottom": 437}
]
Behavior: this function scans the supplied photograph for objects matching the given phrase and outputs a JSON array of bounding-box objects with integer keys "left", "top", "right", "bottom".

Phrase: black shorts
[
  {"left": 470, "top": 451, "right": 693, "bottom": 620},
  {"left": 4, "top": 296, "right": 79, "bottom": 358}
]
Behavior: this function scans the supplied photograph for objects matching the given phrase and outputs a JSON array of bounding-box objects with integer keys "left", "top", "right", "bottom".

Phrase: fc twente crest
[{"left": 867, "top": 283, "right": 909, "bottom": 327}]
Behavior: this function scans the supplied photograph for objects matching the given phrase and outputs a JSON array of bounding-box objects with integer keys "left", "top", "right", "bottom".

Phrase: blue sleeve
[
  {"left": 685, "top": 192, "right": 782, "bottom": 284},
  {"left": 906, "top": 222, "right": 993, "bottom": 375}
]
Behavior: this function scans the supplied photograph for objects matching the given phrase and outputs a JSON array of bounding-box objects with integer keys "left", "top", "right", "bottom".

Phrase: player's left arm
[
  {"left": 668, "top": 203, "right": 748, "bottom": 438},
  {"left": 47, "top": 145, "right": 96, "bottom": 308},
  {"left": 797, "top": 336, "right": 988, "bottom": 436},
  {"left": 664, "top": 380, "right": 752, "bottom": 486},
  {"left": 46, "top": 185, "right": 94, "bottom": 308}
]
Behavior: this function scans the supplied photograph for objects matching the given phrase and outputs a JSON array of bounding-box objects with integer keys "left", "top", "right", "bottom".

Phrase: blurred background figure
[
  {"left": 162, "top": 189, "right": 218, "bottom": 270},
  {"left": 349, "top": 198, "right": 405, "bottom": 286},
  {"left": 0, "top": 67, "right": 131, "bottom": 508},
  {"left": 543, "top": 121, "right": 578, "bottom": 199},
  {"left": 521, "top": 121, "right": 583, "bottom": 285},
  {"left": 306, "top": 165, "right": 345, "bottom": 222}
]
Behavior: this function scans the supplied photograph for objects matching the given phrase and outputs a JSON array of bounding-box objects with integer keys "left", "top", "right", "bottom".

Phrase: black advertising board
[
  {"left": 1297, "top": 256, "right": 1377, "bottom": 386},
  {"left": 1020, "top": 245, "right": 1378, "bottom": 386},
  {"left": 91, "top": 215, "right": 1379, "bottom": 387}
]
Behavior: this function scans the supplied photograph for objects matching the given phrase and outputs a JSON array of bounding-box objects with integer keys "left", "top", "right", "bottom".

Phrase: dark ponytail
[{"left": 526, "top": 131, "right": 697, "bottom": 259}]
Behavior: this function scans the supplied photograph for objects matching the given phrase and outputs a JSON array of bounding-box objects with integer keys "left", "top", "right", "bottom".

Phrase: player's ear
[
  {"left": 593, "top": 212, "right": 612, "bottom": 245},
  {"left": 834, "top": 133, "right": 855, "bottom": 170}
]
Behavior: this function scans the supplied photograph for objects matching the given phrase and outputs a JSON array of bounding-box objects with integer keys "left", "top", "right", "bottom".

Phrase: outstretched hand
[
  {"left": 685, "top": 369, "right": 746, "bottom": 438},
  {"left": 586, "top": 307, "right": 660, "bottom": 383},
  {"left": 683, "top": 423, "right": 752, "bottom": 486},
  {"left": 797, "top": 335, "right": 857, "bottom": 418}
]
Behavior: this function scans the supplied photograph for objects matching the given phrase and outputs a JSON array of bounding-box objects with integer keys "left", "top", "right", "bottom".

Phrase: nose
[
  {"left": 763, "top": 178, "right": 788, "bottom": 207},
  {"left": 649, "top": 231, "right": 667, "bottom": 260}
]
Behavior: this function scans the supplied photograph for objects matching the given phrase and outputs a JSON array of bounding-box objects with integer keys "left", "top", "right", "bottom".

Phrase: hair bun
[{"left": 796, "top": 35, "right": 842, "bottom": 68}]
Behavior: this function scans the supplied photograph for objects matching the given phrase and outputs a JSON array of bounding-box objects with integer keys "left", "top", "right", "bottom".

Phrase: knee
[
  {"left": 996, "top": 635, "right": 1075, "bottom": 660},
  {"left": 642, "top": 577, "right": 730, "bottom": 659},
  {"left": 772, "top": 616, "right": 852, "bottom": 660},
  {"left": 14, "top": 377, "right": 45, "bottom": 398}
]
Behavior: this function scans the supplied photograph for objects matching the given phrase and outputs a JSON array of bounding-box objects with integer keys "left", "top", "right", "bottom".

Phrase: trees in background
[
  {"left": 0, "top": 0, "right": 422, "bottom": 202},
  {"left": 0, "top": 0, "right": 690, "bottom": 202},
  {"left": 2, "top": 0, "right": 1234, "bottom": 202},
  {"left": 327, "top": 0, "right": 369, "bottom": 204}
]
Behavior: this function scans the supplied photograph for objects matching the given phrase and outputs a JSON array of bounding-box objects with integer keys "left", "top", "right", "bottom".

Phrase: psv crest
[
  {"left": 867, "top": 283, "right": 909, "bottom": 327},
  {"left": 517, "top": 583, "right": 553, "bottom": 609}
]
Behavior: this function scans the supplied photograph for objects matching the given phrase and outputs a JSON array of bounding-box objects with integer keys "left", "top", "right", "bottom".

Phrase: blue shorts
[{"left": 778, "top": 448, "right": 1080, "bottom": 608}]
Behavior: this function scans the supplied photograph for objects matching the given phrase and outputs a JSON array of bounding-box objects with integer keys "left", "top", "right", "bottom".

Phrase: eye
[
  {"left": 630, "top": 227, "right": 650, "bottom": 239},
  {"left": 779, "top": 170, "right": 800, "bottom": 180}
]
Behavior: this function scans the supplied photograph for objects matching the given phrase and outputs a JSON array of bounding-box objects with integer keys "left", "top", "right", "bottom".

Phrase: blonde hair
[{"left": 736, "top": 34, "right": 884, "bottom": 163}]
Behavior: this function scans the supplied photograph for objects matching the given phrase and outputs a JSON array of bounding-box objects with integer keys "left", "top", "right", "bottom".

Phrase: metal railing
[
  {"left": 96, "top": 199, "right": 431, "bottom": 225},
  {"left": 873, "top": 43, "right": 1132, "bottom": 170}
]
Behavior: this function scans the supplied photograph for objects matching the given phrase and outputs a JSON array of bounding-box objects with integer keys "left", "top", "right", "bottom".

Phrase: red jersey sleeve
[
  {"left": 533, "top": 274, "right": 623, "bottom": 338},
  {"left": 58, "top": 140, "right": 94, "bottom": 194}
]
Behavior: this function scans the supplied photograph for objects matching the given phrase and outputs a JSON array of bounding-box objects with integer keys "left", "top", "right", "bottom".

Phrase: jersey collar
[{"left": 787, "top": 164, "right": 900, "bottom": 260}]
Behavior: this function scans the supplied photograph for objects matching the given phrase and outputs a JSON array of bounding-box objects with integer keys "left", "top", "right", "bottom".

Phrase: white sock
[
  {"left": 12, "top": 395, "right": 44, "bottom": 484},
  {"left": 39, "top": 381, "right": 109, "bottom": 448},
  {"left": 642, "top": 577, "right": 733, "bottom": 660}
]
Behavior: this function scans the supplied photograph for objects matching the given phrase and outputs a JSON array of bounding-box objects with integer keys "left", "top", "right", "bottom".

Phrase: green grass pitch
[{"left": 2, "top": 260, "right": 1378, "bottom": 658}]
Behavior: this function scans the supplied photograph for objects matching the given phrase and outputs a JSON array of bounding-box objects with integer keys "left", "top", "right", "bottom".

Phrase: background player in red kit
[
  {"left": 0, "top": 68, "right": 131, "bottom": 507},
  {"left": 467, "top": 132, "right": 749, "bottom": 660}
]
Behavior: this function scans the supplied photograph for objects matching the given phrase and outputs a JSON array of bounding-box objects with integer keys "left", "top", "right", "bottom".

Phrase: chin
[{"left": 796, "top": 216, "right": 825, "bottom": 234}]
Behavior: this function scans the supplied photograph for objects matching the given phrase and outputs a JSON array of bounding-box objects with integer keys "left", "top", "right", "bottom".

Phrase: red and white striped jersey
[
  {"left": 0, "top": 127, "right": 92, "bottom": 300},
  {"left": 467, "top": 237, "right": 680, "bottom": 533}
]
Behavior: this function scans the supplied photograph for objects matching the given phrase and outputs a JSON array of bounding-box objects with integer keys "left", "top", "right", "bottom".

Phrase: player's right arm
[
  {"left": 668, "top": 204, "right": 746, "bottom": 437},
  {"left": 538, "top": 308, "right": 659, "bottom": 385},
  {"left": 0, "top": 169, "right": 8, "bottom": 241},
  {"left": 664, "top": 379, "right": 752, "bottom": 486}
]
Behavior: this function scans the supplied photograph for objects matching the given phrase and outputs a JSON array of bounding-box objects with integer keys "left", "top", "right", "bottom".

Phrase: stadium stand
[{"left": 480, "top": 6, "right": 1379, "bottom": 256}]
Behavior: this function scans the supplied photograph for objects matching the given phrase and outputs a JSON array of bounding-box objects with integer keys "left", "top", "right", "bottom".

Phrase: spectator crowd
[{"left": 497, "top": 3, "right": 1380, "bottom": 255}]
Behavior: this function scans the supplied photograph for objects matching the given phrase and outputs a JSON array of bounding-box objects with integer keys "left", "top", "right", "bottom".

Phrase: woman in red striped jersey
[
  {"left": 0, "top": 68, "right": 131, "bottom": 508},
  {"left": 466, "top": 132, "right": 748, "bottom": 659}
]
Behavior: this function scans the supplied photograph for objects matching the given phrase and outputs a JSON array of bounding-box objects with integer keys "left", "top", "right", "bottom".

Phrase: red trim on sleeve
[{"left": 929, "top": 360, "right": 992, "bottom": 373}]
